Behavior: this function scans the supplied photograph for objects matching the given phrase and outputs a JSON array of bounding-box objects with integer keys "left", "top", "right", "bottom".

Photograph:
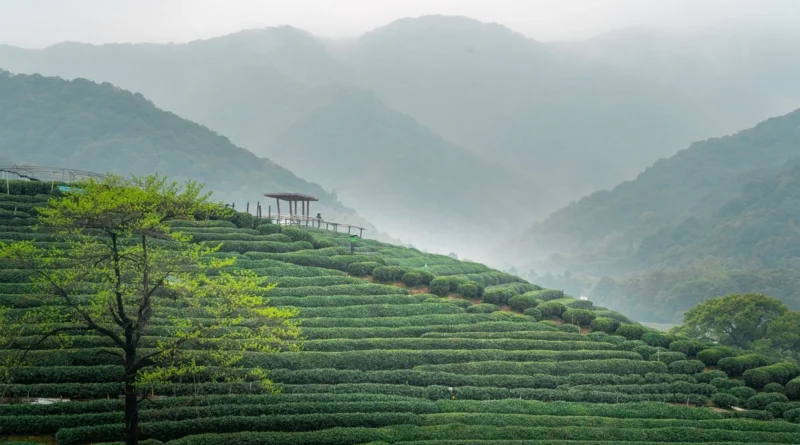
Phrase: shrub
[
  {"left": 590, "top": 317, "right": 620, "bottom": 334},
  {"left": 695, "top": 370, "right": 729, "bottom": 384},
  {"left": 668, "top": 360, "right": 705, "bottom": 375},
  {"left": 312, "top": 239, "right": 337, "bottom": 249},
  {"left": 507, "top": 294, "right": 540, "bottom": 312},
  {"left": 457, "top": 282, "right": 480, "bottom": 299},
  {"left": 650, "top": 352, "right": 687, "bottom": 365},
  {"left": 282, "top": 227, "right": 315, "bottom": 243},
  {"left": 372, "top": 266, "right": 407, "bottom": 283},
  {"left": 229, "top": 211, "right": 257, "bottom": 229},
  {"left": 746, "top": 392, "right": 789, "bottom": 410},
  {"left": 728, "top": 386, "right": 757, "bottom": 403},
  {"left": 764, "top": 382, "right": 786, "bottom": 394},
  {"left": 466, "top": 303, "right": 500, "bottom": 314},
  {"left": 347, "top": 262, "right": 380, "bottom": 277},
  {"left": 711, "top": 392, "right": 739, "bottom": 409},
  {"left": 785, "top": 408, "right": 800, "bottom": 423},
  {"left": 732, "top": 409, "right": 774, "bottom": 421},
  {"left": 430, "top": 277, "right": 453, "bottom": 297},
  {"left": 523, "top": 308, "right": 542, "bottom": 320},
  {"left": 538, "top": 301, "right": 567, "bottom": 318},
  {"left": 711, "top": 377, "right": 742, "bottom": 390},
  {"left": 641, "top": 332, "right": 672, "bottom": 349},
  {"left": 787, "top": 377, "right": 800, "bottom": 400},
  {"left": 561, "top": 309, "right": 596, "bottom": 326},
  {"left": 401, "top": 270, "right": 435, "bottom": 287},
  {"left": 632, "top": 346, "right": 659, "bottom": 360},
  {"left": 615, "top": 324, "right": 647, "bottom": 340},
  {"left": 697, "top": 347, "right": 737, "bottom": 366},
  {"left": 765, "top": 401, "right": 800, "bottom": 418},
  {"left": 743, "top": 362, "right": 800, "bottom": 388},
  {"left": 564, "top": 299, "right": 594, "bottom": 310},
  {"left": 558, "top": 324, "right": 581, "bottom": 334},
  {"left": 717, "top": 354, "right": 773, "bottom": 377},
  {"left": 525, "top": 289, "right": 564, "bottom": 301},
  {"left": 668, "top": 340, "right": 706, "bottom": 357},
  {"left": 256, "top": 223, "right": 282, "bottom": 235},
  {"left": 482, "top": 288, "right": 514, "bottom": 306}
]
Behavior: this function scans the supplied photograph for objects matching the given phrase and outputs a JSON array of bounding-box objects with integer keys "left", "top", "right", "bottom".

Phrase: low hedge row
[
  {"left": 743, "top": 363, "right": 800, "bottom": 389},
  {"left": 417, "top": 358, "right": 667, "bottom": 376},
  {"left": 301, "top": 338, "right": 617, "bottom": 352},
  {"left": 718, "top": 354, "right": 774, "bottom": 377}
]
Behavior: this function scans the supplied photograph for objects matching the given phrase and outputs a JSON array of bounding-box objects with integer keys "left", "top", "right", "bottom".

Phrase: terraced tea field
[{"left": 1, "top": 186, "right": 800, "bottom": 445}]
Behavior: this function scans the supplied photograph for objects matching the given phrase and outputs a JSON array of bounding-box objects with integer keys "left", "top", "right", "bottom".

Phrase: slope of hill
[
  {"left": 2, "top": 186, "right": 799, "bottom": 443},
  {"left": 265, "top": 87, "right": 540, "bottom": 248},
  {"left": 0, "top": 70, "right": 373, "bottom": 230},
  {"left": 522, "top": 108, "right": 800, "bottom": 268}
]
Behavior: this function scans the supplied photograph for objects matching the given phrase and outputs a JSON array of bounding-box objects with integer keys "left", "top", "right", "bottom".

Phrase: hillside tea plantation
[{"left": 1, "top": 183, "right": 800, "bottom": 445}]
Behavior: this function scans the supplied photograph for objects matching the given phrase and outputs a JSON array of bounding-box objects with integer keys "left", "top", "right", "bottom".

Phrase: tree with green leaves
[
  {"left": 0, "top": 174, "right": 301, "bottom": 445},
  {"left": 766, "top": 311, "right": 800, "bottom": 362},
  {"left": 673, "top": 294, "right": 787, "bottom": 349}
]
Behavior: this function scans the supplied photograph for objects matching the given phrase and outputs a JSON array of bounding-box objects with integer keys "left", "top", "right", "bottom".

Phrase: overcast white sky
[{"left": 1, "top": 0, "right": 798, "bottom": 48}]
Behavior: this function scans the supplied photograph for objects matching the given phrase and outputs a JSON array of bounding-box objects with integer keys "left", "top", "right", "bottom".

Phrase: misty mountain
[
  {"left": 521, "top": 107, "right": 800, "bottom": 270},
  {"left": 265, "top": 87, "right": 539, "bottom": 242},
  {"left": 0, "top": 70, "right": 374, "bottom": 231}
]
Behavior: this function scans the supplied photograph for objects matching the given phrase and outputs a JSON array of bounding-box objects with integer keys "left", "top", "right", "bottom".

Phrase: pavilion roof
[{"left": 264, "top": 193, "right": 319, "bottom": 202}]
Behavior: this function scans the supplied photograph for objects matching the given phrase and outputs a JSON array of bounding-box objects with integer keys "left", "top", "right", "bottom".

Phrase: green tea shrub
[
  {"left": 457, "top": 282, "right": 480, "bottom": 299},
  {"left": 282, "top": 227, "right": 315, "bottom": 243},
  {"left": 507, "top": 294, "right": 539, "bottom": 312},
  {"left": 765, "top": 401, "right": 800, "bottom": 418},
  {"left": 525, "top": 289, "right": 564, "bottom": 301},
  {"left": 747, "top": 392, "right": 789, "bottom": 410},
  {"left": 558, "top": 323, "right": 581, "bottom": 334},
  {"left": 482, "top": 288, "right": 513, "bottom": 305},
  {"left": 563, "top": 299, "right": 593, "bottom": 310},
  {"left": 429, "top": 277, "right": 453, "bottom": 296},
  {"left": 785, "top": 408, "right": 800, "bottom": 423},
  {"left": 615, "top": 324, "right": 647, "bottom": 340},
  {"left": 764, "top": 383, "right": 786, "bottom": 394},
  {"left": 229, "top": 211, "right": 256, "bottom": 229},
  {"left": 256, "top": 223, "right": 282, "bottom": 234},
  {"left": 346, "top": 261, "right": 380, "bottom": 277},
  {"left": 312, "top": 239, "right": 337, "bottom": 249},
  {"left": 523, "top": 307, "right": 542, "bottom": 320},
  {"left": 744, "top": 363, "right": 800, "bottom": 388},
  {"left": 590, "top": 317, "right": 620, "bottom": 334},
  {"left": 728, "top": 386, "right": 757, "bottom": 403},
  {"left": 786, "top": 377, "right": 800, "bottom": 400},
  {"left": 466, "top": 303, "right": 500, "bottom": 314},
  {"left": 632, "top": 345, "right": 659, "bottom": 360},
  {"left": 650, "top": 352, "right": 687, "bottom": 365},
  {"left": 669, "top": 340, "right": 706, "bottom": 356},
  {"left": 711, "top": 377, "right": 742, "bottom": 390},
  {"left": 717, "top": 354, "right": 773, "bottom": 376},
  {"left": 732, "top": 409, "right": 774, "bottom": 421},
  {"left": 401, "top": 270, "right": 433, "bottom": 287},
  {"left": 372, "top": 266, "right": 407, "bottom": 282},
  {"left": 711, "top": 392, "right": 739, "bottom": 408},
  {"left": 668, "top": 360, "right": 705, "bottom": 375},
  {"left": 537, "top": 301, "right": 567, "bottom": 318},
  {"left": 697, "top": 346, "right": 737, "bottom": 366},
  {"left": 641, "top": 331, "right": 672, "bottom": 348},
  {"left": 561, "top": 308, "right": 596, "bottom": 326}
]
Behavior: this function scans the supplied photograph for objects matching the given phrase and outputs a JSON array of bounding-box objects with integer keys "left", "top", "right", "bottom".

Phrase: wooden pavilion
[{"left": 264, "top": 192, "right": 319, "bottom": 225}]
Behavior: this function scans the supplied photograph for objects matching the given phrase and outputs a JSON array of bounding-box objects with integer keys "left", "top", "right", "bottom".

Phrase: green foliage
[
  {"left": 676, "top": 294, "right": 788, "bottom": 349},
  {"left": 669, "top": 340, "right": 707, "bottom": 357},
  {"left": 429, "top": 277, "right": 452, "bottom": 297},
  {"left": 697, "top": 347, "right": 738, "bottom": 366},
  {"left": 764, "top": 383, "right": 786, "bottom": 394},
  {"left": 282, "top": 227, "right": 315, "bottom": 243},
  {"left": 711, "top": 392, "right": 739, "bottom": 409},
  {"left": 482, "top": 288, "right": 513, "bottom": 306},
  {"left": 558, "top": 324, "right": 581, "bottom": 334},
  {"left": 457, "top": 282, "right": 480, "bottom": 299},
  {"left": 561, "top": 309, "right": 596, "bottom": 326},
  {"left": 615, "top": 324, "right": 647, "bottom": 340},
  {"left": 256, "top": 223, "right": 282, "bottom": 235},
  {"left": 563, "top": 299, "right": 594, "bottom": 310},
  {"left": 590, "top": 317, "right": 620, "bottom": 334},
  {"left": 641, "top": 331, "right": 673, "bottom": 348},
  {"left": 743, "top": 363, "right": 800, "bottom": 389},
  {"left": 787, "top": 377, "right": 800, "bottom": 400},
  {"left": 711, "top": 378, "right": 742, "bottom": 390},
  {"left": 728, "top": 386, "right": 757, "bottom": 403},
  {"left": 785, "top": 408, "right": 800, "bottom": 423},
  {"left": 524, "top": 289, "right": 564, "bottom": 302},
  {"left": 537, "top": 301, "right": 567, "bottom": 319},
  {"left": 507, "top": 294, "right": 539, "bottom": 312},
  {"left": 371, "top": 266, "right": 407, "bottom": 283},
  {"left": 668, "top": 360, "right": 705, "bottom": 375},
  {"left": 466, "top": 304, "right": 500, "bottom": 314},
  {"left": 401, "top": 270, "right": 434, "bottom": 287},
  {"left": 523, "top": 307, "right": 542, "bottom": 320},
  {"left": 747, "top": 392, "right": 789, "bottom": 410},
  {"left": 717, "top": 354, "right": 774, "bottom": 377},
  {"left": 346, "top": 261, "right": 380, "bottom": 277}
]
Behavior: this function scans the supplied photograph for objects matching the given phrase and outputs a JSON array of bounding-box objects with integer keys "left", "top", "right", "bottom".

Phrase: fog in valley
[{"left": 2, "top": 0, "right": 800, "bottom": 323}]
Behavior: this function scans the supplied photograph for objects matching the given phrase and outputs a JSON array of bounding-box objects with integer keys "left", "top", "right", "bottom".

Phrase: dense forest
[
  {"left": 0, "top": 71, "right": 375, "bottom": 231},
  {"left": 517, "top": 108, "right": 800, "bottom": 323}
]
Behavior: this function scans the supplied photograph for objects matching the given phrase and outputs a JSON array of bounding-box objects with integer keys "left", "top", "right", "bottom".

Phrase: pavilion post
[{"left": 359, "top": 228, "right": 364, "bottom": 237}]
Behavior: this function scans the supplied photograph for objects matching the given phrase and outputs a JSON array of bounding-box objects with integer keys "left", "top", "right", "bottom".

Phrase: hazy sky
[{"left": 1, "top": 0, "right": 798, "bottom": 48}]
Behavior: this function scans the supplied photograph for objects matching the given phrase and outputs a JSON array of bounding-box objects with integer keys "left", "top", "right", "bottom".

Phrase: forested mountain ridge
[
  {"left": 0, "top": 70, "right": 375, "bottom": 231},
  {"left": 522, "top": 108, "right": 800, "bottom": 268}
]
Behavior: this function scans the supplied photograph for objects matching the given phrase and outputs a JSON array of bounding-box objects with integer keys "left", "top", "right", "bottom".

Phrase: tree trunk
[{"left": 124, "top": 355, "right": 139, "bottom": 445}]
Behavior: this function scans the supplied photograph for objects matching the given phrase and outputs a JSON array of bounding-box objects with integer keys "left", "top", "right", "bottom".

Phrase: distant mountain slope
[
  {"left": 521, "top": 108, "right": 800, "bottom": 270},
  {"left": 0, "top": 71, "right": 373, "bottom": 230},
  {"left": 266, "top": 88, "right": 539, "bottom": 251}
]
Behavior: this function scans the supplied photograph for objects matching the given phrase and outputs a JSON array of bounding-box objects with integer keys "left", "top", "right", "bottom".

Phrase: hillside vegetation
[
  {"left": 0, "top": 70, "right": 375, "bottom": 232},
  {"left": 516, "top": 108, "right": 800, "bottom": 322},
  {"left": 2, "top": 182, "right": 800, "bottom": 444}
]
